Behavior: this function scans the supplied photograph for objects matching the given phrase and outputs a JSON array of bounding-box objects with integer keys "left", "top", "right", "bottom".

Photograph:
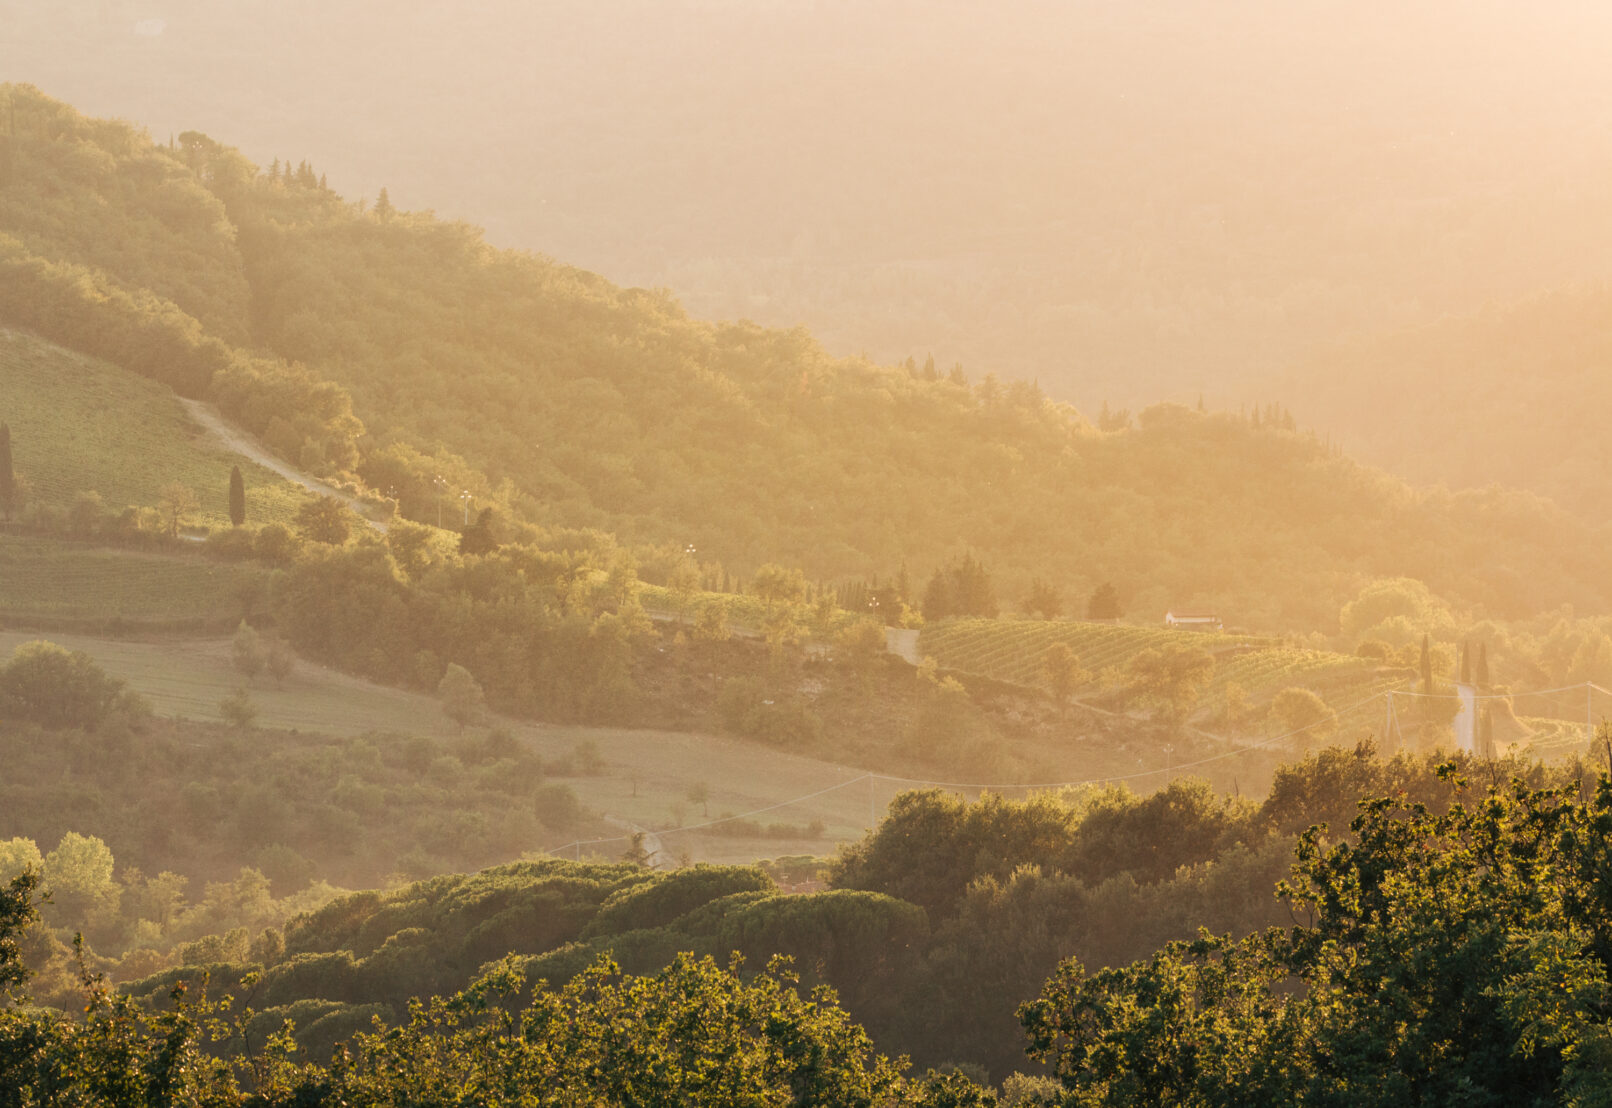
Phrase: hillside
[
  {"left": 0, "top": 328, "right": 310, "bottom": 533},
  {"left": 3, "top": 87, "right": 1611, "bottom": 635},
  {"left": 921, "top": 618, "right": 1404, "bottom": 725},
  {"left": 14, "top": 2, "right": 1612, "bottom": 416}
]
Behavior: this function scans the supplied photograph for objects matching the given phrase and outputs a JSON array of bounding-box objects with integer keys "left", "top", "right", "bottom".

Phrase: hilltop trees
[
  {"left": 1087, "top": 582, "right": 1122, "bottom": 621},
  {"left": 922, "top": 555, "right": 998, "bottom": 621},
  {"left": 1023, "top": 578, "right": 1062, "bottom": 620}
]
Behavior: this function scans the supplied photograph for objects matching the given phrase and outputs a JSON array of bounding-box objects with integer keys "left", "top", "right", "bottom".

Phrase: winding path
[{"left": 178, "top": 398, "right": 388, "bottom": 532}]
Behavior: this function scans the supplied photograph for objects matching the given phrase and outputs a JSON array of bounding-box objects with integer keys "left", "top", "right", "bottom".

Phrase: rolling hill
[
  {"left": 3, "top": 86, "right": 1611, "bottom": 637},
  {"left": 0, "top": 327, "right": 311, "bottom": 532}
]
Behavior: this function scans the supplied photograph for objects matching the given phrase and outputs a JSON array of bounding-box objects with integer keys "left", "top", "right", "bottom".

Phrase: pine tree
[
  {"left": 374, "top": 186, "right": 394, "bottom": 219},
  {"left": 228, "top": 464, "right": 246, "bottom": 527},
  {"left": 0, "top": 422, "right": 12, "bottom": 521}
]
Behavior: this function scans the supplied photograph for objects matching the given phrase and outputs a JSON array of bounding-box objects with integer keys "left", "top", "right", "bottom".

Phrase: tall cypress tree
[
  {"left": 1420, "top": 633, "right": 1434, "bottom": 695},
  {"left": 228, "top": 464, "right": 246, "bottom": 527},
  {"left": 0, "top": 422, "right": 13, "bottom": 521},
  {"left": 1476, "top": 642, "right": 1491, "bottom": 689},
  {"left": 1460, "top": 640, "right": 1471, "bottom": 685}
]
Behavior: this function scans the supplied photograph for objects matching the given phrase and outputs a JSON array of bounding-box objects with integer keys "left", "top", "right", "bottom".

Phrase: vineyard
[
  {"left": 920, "top": 618, "right": 1409, "bottom": 726},
  {"left": 0, "top": 327, "right": 310, "bottom": 529},
  {"left": 0, "top": 534, "right": 266, "bottom": 629}
]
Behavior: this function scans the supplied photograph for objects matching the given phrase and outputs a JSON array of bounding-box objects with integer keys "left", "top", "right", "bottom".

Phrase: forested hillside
[
  {"left": 3, "top": 85, "right": 1611, "bottom": 632},
  {"left": 16, "top": 1, "right": 1612, "bottom": 417}
]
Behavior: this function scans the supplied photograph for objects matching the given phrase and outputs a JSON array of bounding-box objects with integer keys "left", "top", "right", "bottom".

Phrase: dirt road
[{"left": 179, "top": 398, "right": 387, "bottom": 532}]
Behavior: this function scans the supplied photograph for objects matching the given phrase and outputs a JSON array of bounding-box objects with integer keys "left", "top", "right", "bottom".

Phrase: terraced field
[
  {"left": 921, "top": 618, "right": 1410, "bottom": 724},
  {"left": 920, "top": 619, "right": 1254, "bottom": 682},
  {"left": 0, "top": 327, "right": 309, "bottom": 529},
  {"left": 0, "top": 534, "right": 265, "bottom": 630}
]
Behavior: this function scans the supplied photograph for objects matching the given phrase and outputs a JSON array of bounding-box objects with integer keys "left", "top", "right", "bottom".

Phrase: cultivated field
[
  {"left": 0, "top": 534, "right": 267, "bottom": 630},
  {"left": 921, "top": 617, "right": 1409, "bottom": 724},
  {"left": 0, "top": 327, "right": 310, "bottom": 528}
]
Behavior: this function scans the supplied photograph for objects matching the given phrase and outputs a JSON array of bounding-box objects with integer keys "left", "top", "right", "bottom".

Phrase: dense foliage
[
  {"left": 1021, "top": 757, "right": 1612, "bottom": 1105},
  {"left": 0, "top": 868, "right": 982, "bottom": 1105}
]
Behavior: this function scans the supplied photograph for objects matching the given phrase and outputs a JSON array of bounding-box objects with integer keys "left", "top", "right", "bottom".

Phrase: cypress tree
[
  {"left": 1420, "top": 634, "right": 1434, "bottom": 695},
  {"left": 228, "top": 464, "right": 246, "bottom": 527},
  {"left": 1460, "top": 640, "right": 1471, "bottom": 685},
  {"left": 0, "top": 422, "right": 12, "bottom": 521},
  {"left": 1476, "top": 642, "right": 1491, "bottom": 689}
]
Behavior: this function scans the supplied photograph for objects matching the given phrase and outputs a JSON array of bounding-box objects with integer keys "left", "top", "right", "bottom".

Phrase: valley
[{"left": 2, "top": 67, "right": 1611, "bottom": 1101}]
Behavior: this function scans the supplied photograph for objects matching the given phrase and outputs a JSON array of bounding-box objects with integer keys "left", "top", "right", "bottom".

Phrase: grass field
[
  {"left": 0, "top": 327, "right": 310, "bottom": 528},
  {"left": 0, "top": 628, "right": 880, "bottom": 866},
  {"left": 0, "top": 534, "right": 268, "bottom": 629}
]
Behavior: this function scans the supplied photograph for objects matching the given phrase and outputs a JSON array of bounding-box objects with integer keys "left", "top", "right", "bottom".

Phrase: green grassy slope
[
  {"left": 0, "top": 534, "right": 266, "bottom": 630},
  {"left": 0, "top": 328, "right": 310, "bottom": 529}
]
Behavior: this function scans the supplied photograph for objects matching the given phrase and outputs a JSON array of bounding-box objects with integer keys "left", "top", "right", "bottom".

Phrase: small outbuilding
[{"left": 1164, "top": 611, "right": 1223, "bottom": 632}]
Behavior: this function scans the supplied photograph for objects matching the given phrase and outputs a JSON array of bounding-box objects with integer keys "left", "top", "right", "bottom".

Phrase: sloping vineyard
[{"left": 920, "top": 618, "right": 1408, "bottom": 724}]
